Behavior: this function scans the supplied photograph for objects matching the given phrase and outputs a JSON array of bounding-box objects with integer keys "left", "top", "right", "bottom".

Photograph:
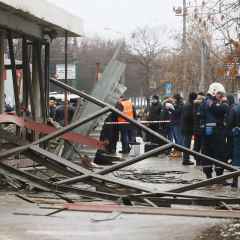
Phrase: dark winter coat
[
  {"left": 100, "top": 113, "right": 118, "bottom": 153},
  {"left": 193, "top": 98, "right": 204, "bottom": 135},
  {"left": 55, "top": 104, "right": 75, "bottom": 126},
  {"left": 171, "top": 101, "right": 183, "bottom": 125},
  {"left": 228, "top": 104, "right": 240, "bottom": 129},
  {"left": 200, "top": 95, "right": 229, "bottom": 129},
  {"left": 148, "top": 102, "right": 162, "bottom": 121},
  {"left": 180, "top": 102, "right": 194, "bottom": 136}
]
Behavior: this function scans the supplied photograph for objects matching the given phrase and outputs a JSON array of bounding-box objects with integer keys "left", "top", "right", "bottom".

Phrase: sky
[{"left": 47, "top": 0, "right": 182, "bottom": 39}]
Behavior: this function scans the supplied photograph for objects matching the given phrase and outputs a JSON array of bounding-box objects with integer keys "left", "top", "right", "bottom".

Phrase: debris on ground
[
  {"left": 195, "top": 221, "right": 240, "bottom": 240},
  {"left": 113, "top": 169, "right": 203, "bottom": 184}
]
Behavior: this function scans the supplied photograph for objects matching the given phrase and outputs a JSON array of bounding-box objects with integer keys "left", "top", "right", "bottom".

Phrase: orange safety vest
[{"left": 117, "top": 100, "right": 134, "bottom": 122}]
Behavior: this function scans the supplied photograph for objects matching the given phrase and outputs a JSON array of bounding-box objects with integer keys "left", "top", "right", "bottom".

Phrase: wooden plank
[
  {"left": 0, "top": 162, "right": 121, "bottom": 201},
  {"left": 62, "top": 203, "right": 240, "bottom": 219}
]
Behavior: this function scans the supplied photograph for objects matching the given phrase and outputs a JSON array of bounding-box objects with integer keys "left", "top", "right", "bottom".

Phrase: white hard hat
[
  {"left": 208, "top": 82, "right": 226, "bottom": 96},
  {"left": 165, "top": 102, "right": 175, "bottom": 111}
]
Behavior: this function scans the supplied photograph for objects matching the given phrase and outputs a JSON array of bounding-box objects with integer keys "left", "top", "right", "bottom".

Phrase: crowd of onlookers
[
  {"left": 99, "top": 82, "right": 240, "bottom": 180},
  {"left": 146, "top": 82, "right": 240, "bottom": 179}
]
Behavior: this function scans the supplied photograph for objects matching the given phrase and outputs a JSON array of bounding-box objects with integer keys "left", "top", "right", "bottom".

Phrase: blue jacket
[{"left": 200, "top": 95, "right": 229, "bottom": 129}]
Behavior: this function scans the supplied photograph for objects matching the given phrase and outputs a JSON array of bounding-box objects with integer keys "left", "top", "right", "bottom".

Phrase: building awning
[{"left": 0, "top": 0, "right": 84, "bottom": 39}]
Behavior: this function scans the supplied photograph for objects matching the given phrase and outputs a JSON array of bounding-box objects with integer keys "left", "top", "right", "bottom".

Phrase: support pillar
[
  {"left": 0, "top": 32, "right": 4, "bottom": 114},
  {"left": 44, "top": 42, "right": 50, "bottom": 118},
  {"left": 32, "top": 42, "right": 41, "bottom": 120},
  {"left": 64, "top": 31, "right": 69, "bottom": 126}
]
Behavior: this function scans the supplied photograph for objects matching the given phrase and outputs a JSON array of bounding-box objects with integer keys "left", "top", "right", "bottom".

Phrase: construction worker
[
  {"left": 116, "top": 96, "right": 136, "bottom": 154},
  {"left": 200, "top": 82, "right": 229, "bottom": 179}
]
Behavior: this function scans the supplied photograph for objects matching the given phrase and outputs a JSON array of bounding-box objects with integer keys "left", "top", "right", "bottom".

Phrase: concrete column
[
  {"left": 0, "top": 32, "right": 4, "bottom": 114},
  {"left": 32, "top": 42, "right": 41, "bottom": 120}
]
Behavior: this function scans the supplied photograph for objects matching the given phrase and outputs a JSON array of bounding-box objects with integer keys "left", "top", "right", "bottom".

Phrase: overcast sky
[{"left": 48, "top": 0, "right": 182, "bottom": 39}]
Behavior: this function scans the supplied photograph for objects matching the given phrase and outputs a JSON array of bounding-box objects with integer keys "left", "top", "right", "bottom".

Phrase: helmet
[
  {"left": 208, "top": 82, "right": 226, "bottom": 96},
  {"left": 165, "top": 102, "right": 175, "bottom": 111}
]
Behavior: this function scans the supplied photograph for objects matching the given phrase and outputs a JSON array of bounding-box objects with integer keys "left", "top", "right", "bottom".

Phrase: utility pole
[
  {"left": 173, "top": 0, "right": 187, "bottom": 94},
  {"left": 182, "top": 0, "right": 187, "bottom": 96},
  {"left": 199, "top": 39, "right": 205, "bottom": 92}
]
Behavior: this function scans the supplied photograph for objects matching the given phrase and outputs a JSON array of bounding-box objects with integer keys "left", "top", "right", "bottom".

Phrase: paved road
[{"left": 0, "top": 193, "right": 225, "bottom": 240}]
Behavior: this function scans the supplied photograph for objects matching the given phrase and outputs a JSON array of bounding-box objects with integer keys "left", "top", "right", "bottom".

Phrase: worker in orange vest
[{"left": 116, "top": 96, "right": 136, "bottom": 154}]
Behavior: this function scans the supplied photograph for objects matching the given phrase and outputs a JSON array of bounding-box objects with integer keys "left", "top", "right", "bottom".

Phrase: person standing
[
  {"left": 226, "top": 95, "right": 236, "bottom": 163},
  {"left": 180, "top": 92, "right": 197, "bottom": 165},
  {"left": 48, "top": 97, "right": 56, "bottom": 119},
  {"left": 200, "top": 83, "right": 229, "bottom": 179},
  {"left": 55, "top": 101, "right": 75, "bottom": 126},
  {"left": 99, "top": 113, "right": 119, "bottom": 154},
  {"left": 147, "top": 95, "right": 163, "bottom": 144},
  {"left": 193, "top": 93, "right": 205, "bottom": 165},
  {"left": 172, "top": 94, "right": 184, "bottom": 145},
  {"left": 116, "top": 96, "right": 136, "bottom": 154},
  {"left": 170, "top": 94, "right": 184, "bottom": 157},
  {"left": 160, "top": 99, "right": 175, "bottom": 142},
  {"left": 227, "top": 102, "right": 240, "bottom": 166}
]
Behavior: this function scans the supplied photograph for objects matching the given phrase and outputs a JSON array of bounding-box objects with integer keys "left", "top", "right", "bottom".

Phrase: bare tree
[{"left": 127, "top": 26, "right": 170, "bottom": 95}]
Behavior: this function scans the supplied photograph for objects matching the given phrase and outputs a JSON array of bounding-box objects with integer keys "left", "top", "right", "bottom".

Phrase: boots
[
  {"left": 182, "top": 160, "right": 194, "bottom": 165},
  {"left": 170, "top": 149, "right": 182, "bottom": 159},
  {"left": 203, "top": 167, "right": 212, "bottom": 179}
]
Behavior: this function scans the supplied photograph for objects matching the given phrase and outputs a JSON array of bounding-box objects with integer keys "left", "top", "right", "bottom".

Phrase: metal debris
[{"left": 113, "top": 169, "right": 203, "bottom": 184}]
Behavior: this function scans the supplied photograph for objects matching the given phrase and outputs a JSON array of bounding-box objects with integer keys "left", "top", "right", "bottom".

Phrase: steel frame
[
  {"left": 0, "top": 78, "right": 240, "bottom": 208},
  {"left": 1, "top": 128, "right": 236, "bottom": 207}
]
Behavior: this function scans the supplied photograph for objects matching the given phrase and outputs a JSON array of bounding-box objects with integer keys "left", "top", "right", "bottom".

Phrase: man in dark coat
[
  {"left": 193, "top": 93, "right": 205, "bottom": 165},
  {"left": 100, "top": 113, "right": 119, "bottom": 154},
  {"left": 227, "top": 102, "right": 240, "bottom": 166},
  {"left": 181, "top": 92, "right": 197, "bottom": 165},
  {"left": 226, "top": 95, "right": 236, "bottom": 162},
  {"left": 147, "top": 95, "right": 163, "bottom": 144},
  {"left": 172, "top": 94, "right": 184, "bottom": 145},
  {"left": 55, "top": 102, "right": 75, "bottom": 126}
]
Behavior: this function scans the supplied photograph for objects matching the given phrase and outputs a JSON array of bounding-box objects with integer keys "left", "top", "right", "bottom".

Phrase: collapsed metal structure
[
  {"left": 1, "top": 78, "right": 240, "bottom": 210},
  {"left": 0, "top": 0, "right": 240, "bottom": 216}
]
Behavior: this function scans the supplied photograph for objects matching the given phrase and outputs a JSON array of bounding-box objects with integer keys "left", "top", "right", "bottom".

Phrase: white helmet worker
[{"left": 208, "top": 82, "right": 226, "bottom": 96}]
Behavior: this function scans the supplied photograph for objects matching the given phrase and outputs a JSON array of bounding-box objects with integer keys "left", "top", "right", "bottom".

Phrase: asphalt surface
[{"left": 0, "top": 193, "right": 226, "bottom": 240}]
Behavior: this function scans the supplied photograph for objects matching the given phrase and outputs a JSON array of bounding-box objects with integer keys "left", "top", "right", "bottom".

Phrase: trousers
[
  {"left": 182, "top": 134, "right": 192, "bottom": 161},
  {"left": 232, "top": 127, "right": 240, "bottom": 166},
  {"left": 201, "top": 127, "right": 227, "bottom": 177}
]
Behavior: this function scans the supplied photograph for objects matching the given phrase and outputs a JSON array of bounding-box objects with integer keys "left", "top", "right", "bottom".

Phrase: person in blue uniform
[{"left": 200, "top": 83, "right": 229, "bottom": 179}]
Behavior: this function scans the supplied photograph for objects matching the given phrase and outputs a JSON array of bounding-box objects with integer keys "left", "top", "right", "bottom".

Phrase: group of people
[
  {"left": 102, "top": 82, "right": 240, "bottom": 180},
  {"left": 147, "top": 82, "right": 240, "bottom": 179}
]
